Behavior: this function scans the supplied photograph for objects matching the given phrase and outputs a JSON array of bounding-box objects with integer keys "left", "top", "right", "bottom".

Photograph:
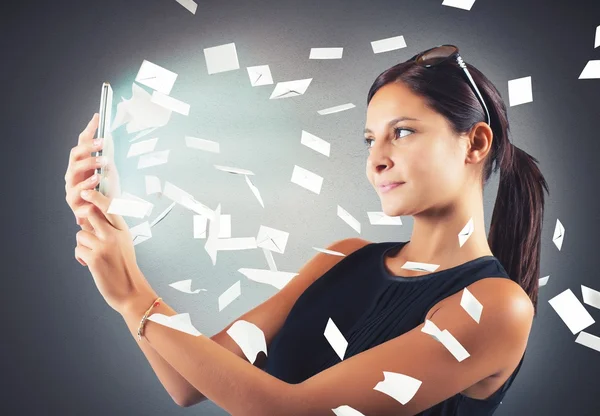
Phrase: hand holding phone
[{"left": 91, "top": 82, "right": 119, "bottom": 198}]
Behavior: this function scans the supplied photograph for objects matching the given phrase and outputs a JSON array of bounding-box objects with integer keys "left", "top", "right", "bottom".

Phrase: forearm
[
  {"left": 122, "top": 293, "right": 298, "bottom": 416},
  {"left": 123, "top": 309, "right": 207, "bottom": 407}
]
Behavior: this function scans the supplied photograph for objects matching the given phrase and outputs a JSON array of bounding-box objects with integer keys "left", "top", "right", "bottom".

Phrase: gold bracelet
[{"left": 137, "top": 297, "right": 162, "bottom": 341}]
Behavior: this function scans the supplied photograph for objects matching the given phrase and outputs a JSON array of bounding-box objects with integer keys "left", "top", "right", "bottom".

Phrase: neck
[{"left": 399, "top": 188, "right": 493, "bottom": 266}]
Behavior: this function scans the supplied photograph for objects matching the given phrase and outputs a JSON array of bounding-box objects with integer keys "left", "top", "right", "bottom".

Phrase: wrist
[{"left": 121, "top": 287, "right": 160, "bottom": 320}]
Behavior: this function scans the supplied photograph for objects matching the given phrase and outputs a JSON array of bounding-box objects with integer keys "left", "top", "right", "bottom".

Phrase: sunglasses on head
[{"left": 409, "top": 44, "right": 491, "bottom": 129}]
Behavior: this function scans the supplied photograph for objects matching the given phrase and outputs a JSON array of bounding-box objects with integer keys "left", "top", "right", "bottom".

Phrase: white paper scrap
[
  {"left": 539, "top": 275, "right": 550, "bottom": 287},
  {"left": 218, "top": 280, "right": 241, "bottom": 311},
  {"left": 238, "top": 268, "right": 298, "bottom": 290},
  {"left": 324, "top": 318, "right": 348, "bottom": 360},
  {"left": 256, "top": 225, "right": 289, "bottom": 254},
  {"left": 371, "top": 35, "right": 406, "bottom": 54},
  {"left": 301, "top": 130, "right": 330, "bottom": 157},
  {"left": 575, "top": 331, "right": 600, "bottom": 353},
  {"left": 107, "top": 198, "right": 148, "bottom": 218},
  {"left": 226, "top": 320, "right": 268, "bottom": 364},
  {"left": 263, "top": 248, "right": 277, "bottom": 271},
  {"left": 458, "top": 217, "right": 474, "bottom": 247},
  {"left": 291, "top": 165, "right": 323, "bottom": 194},
  {"left": 552, "top": 218, "right": 565, "bottom": 251},
  {"left": 135, "top": 60, "right": 178, "bottom": 95},
  {"left": 317, "top": 103, "right": 356, "bottom": 115},
  {"left": 245, "top": 175, "right": 264, "bottom": 207},
  {"left": 130, "top": 221, "right": 152, "bottom": 246},
  {"left": 185, "top": 136, "right": 220, "bottom": 153},
  {"left": 270, "top": 78, "right": 312, "bottom": 99},
  {"left": 145, "top": 175, "right": 162, "bottom": 195},
  {"left": 147, "top": 313, "right": 202, "bottom": 336},
  {"left": 174, "top": 0, "right": 197, "bottom": 14},
  {"left": 508, "top": 76, "right": 533, "bottom": 107},
  {"left": 309, "top": 47, "right": 343, "bottom": 59},
  {"left": 548, "top": 289, "right": 595, "bottom": 334},
  {"left": 313, "top": 247, "right": 346, "bottom": 257},
  {"left": 169, "top": 279, "right": 207, "bottom": 294},
  {"left": 373, "top": 371, "right": 422, "bottom": 405},
  {"left": 367, "top": 212, "right": 402, "bottom": 225},
  {"left": 337, "top": 205, "right": 361, "bottom": 234},
  {"left": 216, "top": 237, "right": 257, "bottom": 251},
  {"left": 578, "top": 60, "right": 600, "bottom": 79},
  {"left": 215, "top": 165, "right": 255, "bottom": 175},
  {"left": 204, "top": 43, "right": 240, "bottom": 75},
  {"left": 332, "top": 406, "right": 366, "bottom": 416},
  {"left": 460, "top": 288, "right": 483, "bottom": 323},
  {"left": 581, "top": 285, "right": 600, "bottom": 310},
  {"left": 151, "top": 91, "right": 190, "bottom": 116},
  {"left": 149, "top": 201, "right": 176, "bottom": 228},
  {"left": 442, "top": 0, "right": 477, "bottom": 11},
  {"left": 401, "top": 261, "right": 440, "bottom": 273},
  {"left": 137, "top": 149, "right": 170, "bottom": 169},
  {"left": 127, "top": 137, "right": 158, "bottom": 158},
  {"left": 247, "top": 65, "right": 274, "bottom": 86}
]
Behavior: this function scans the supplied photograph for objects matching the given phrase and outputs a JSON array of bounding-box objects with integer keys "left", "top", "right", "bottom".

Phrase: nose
[{"left": 367, "top": 144, "right": 393, "bottom": 175}]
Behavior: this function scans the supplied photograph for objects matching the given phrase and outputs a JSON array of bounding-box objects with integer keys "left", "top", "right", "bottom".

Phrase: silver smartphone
[{"left": 92, "top": 82, "right": 113, "bottom": 196}]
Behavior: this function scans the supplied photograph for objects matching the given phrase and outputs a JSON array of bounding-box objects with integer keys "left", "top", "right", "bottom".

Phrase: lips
[{"left": 379, "top": 182, "right": 405, "bottom": 193}]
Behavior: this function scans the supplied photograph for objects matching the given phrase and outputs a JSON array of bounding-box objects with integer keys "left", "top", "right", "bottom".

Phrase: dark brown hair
[{"left": 367, "top": 54, "right": 549, "bottom": 315}]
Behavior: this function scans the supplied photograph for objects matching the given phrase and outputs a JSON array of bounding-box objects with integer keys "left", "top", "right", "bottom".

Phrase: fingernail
[
  {"left": 93, "top": 138, "right": 103, "bottom": 147},
  {"left": 81, "top": 190, "right": 90, "bottom": 198},
  {"left": 88, "top": 174, "right": 97, "bottom": 182}
]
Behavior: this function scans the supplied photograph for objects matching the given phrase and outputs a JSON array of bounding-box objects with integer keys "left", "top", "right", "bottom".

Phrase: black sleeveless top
[{"left": 264, "top": 241, "right": 525, "bottom": 415}]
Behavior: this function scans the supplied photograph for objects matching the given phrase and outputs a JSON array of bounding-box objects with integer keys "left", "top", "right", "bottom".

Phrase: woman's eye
[{"left": 363, "top": 128, "right": 413, "bottom": 149}]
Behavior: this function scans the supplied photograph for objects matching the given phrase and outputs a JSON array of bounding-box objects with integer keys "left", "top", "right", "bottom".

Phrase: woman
[{"left": 64, "top": 45, "right": 549, "bottom": 415}]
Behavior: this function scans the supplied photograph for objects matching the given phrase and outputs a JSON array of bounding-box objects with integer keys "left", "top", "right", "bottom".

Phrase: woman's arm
[{"left": 123, "top": 238, "right": 370, "bottom": 409}]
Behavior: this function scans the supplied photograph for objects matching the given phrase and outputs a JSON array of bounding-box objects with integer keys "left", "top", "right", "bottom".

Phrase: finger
[
  {"left": 80, "top": 189, "right": 128, "bottom": 231},
  {"left": 65, "top": 151, "right": 104, "bottom": 188},
  {"left": 76, "top": 216, "right": 94, "bottom": 233},
  {"left": 77, "top": 113, "right": 99, "bottom": 146},
  {"left": 76, "top": 228, "right": 101, "bottom": 251},
  {"left": 75, "top": 245, "right": 92, "bottom": 267},
  {"left": 66, "top": 172, "right": 101, "bottom": 213},
  {"left": 79, "top": 197, "right": 112, "bottom": 239}
]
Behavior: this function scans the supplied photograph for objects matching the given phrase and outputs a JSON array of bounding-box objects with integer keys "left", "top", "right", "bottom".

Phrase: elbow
[{"left": 173, "top": 394, "right": 205, "bottom": 408}]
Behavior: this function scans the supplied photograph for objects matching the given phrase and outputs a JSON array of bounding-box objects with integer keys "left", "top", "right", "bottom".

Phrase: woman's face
[{"left": 364, "top": 81, "right": 471, "bottom": 218}]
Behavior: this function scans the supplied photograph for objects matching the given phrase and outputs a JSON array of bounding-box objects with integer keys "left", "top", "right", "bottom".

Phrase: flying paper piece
[
  {"left": 205, "top": 204, "right": 221, "bottom": 266},
  {"left": 309, "top": 47, "right": 343, "bottom": 59},
  {"left": 421, "top": 319, "right": 442, "bottom": 343},
  {"left": 575, "top": 331, "right": 600, "bottom": 353},
  {"left": 401, "top": 261, "right": 440, "bottom": 273},
  {"left": 581, "top": 285, "right": 600, "bottom": 310},
  {"left": 174, "top": 0, "right": 197, "bottom": 14},
  {"left": 111, "top": 83, "right": 172, "bottom": 134},
  {"left": 247, "top": 65, "right": 274, "bottom": 86},
  {"left": 216, "top": 237, "right": 257, "bottom": 251},
  {"left": 169, "top": 279, "right": 207, "bottom": 294},
  {"left": 107, "top": 198, "right": 149, "bottom": 219},
  {"left": 442, "top": 0, "right": 477, "bottom": 11},
  {"left": 218, "top": 280, "right": 241, "bottom": 311},
  {"left": 552, "top": 218, "right": 565, "bottom": 251},
  {"left": 135, "top": 60, "right": 178, "bottom": 95},
  {"left": 245, "top": 175, "right": 264, "bottom": 207},
  {"left": 371, "top": 35, "right": 407, "bottom": 54},
  {"left": 257, "top": 225, "right": 289, "bottom": 254},
  {"left": 147, "top": 313, "right": 202, "bottom": 336},
  {"left": 373, "top": 371, "right": 422, "bottom": 405},
  {"left": 579, "top": 60, "right": 600, "bottom": 79},
  {"left": 337, "top": 205, "right": 361, "bottom": 234},
  {"left": 539, "top": 275, "right": 550, "bottom": 287},
  {"left": 219, "top": 214, "right": 231, "bottom": 238},
  {"left": 332, "top": 406, "right": 366, "bottom": 416},
  {"left": 324, "top": 318, "right": 348, "bottom": 360},
  {"left": 130, "top": 126, "right": 158, "bottom": 142},
  {"left": 214, "top": 165, "right": 255, "bottom": 175},
  {"left": 130, "top": 221, "right": 152, "bottom": 246},
  {"left": 193, "top": 215, "right": 208, "bottom": 239},
  {"left": 238, "top": 268, "right": 298, "bottom": 290},
  {"left": 548, "top": 289, "right": 595, "bottom": 334},
  {"left": 127, "top": 137, "right": 158, "bottom": 158},
  {"left": 596, "top": 25, "right": 600, "bottom": 48},
  {"left": 149, "top": 201, "right": 176, "bottom": 227},
  {"left": 138, "top": 149, "right": 170, "bottom": 169},
  {"left": 301, "top": 130, "right": 330, "bottom": 157},
  {"left": 460, "top": 288, "right": 483, "bottom": 323},
  {"left": 204, "top": 42, "right": 240, "bottom": 75},
  {"left": 226, "top": 320, "right": 268, "bottom": 364},
  {"left": 508, "top": 76, "right": 533, "bottom": 107},
  {"left": 291, "top": 165, "right": 323, "bottom": 194},
  {"left": 313, "top": 247, "right": 346, "bottom": 256},
  {"left": 318, "top": 103, "right": 356, "bottom": 115},
  {"left": 263, "top": 248, "right": 277, "bottom": 271},
  {"left": 367, "top": 212, "right": 402, "bottom": 225},
  {"left": 151, "top": 91, "right": 190, "bottom": 116},
  {"left": 145, "top": 175, "right": 162, "bottom": 195},
  {"left": 458, "top": 217, "right": 474, "bottom": 247},
  {"left": 270, "top": 78, "right": 313, "bottom": 99},
  {"left": 185, "top": 136, "right": 220, "bottom": 153},
  {"left": 120, "top": 192, "right": 154, "bottom": 217},
  {"left": 438, "top": 329, "right": 470, "bottom": 361},
  {"left": 163, "top": 181, "right": 214, "bottom": 219}
]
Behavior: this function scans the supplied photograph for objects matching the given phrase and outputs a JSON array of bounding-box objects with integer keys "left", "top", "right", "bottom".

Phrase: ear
[{"left": 466, "top": 122, "right": 493, "bottom": 164}]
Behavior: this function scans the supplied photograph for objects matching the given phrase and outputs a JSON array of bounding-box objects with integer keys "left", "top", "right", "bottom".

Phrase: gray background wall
[{"left": 3, "top": 0, "right": 600, "bottom": 414}]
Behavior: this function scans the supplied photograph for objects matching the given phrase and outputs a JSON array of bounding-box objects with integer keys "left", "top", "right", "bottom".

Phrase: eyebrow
[{"left": 363, "top": 116, "right": 420, "bottom": 134}]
